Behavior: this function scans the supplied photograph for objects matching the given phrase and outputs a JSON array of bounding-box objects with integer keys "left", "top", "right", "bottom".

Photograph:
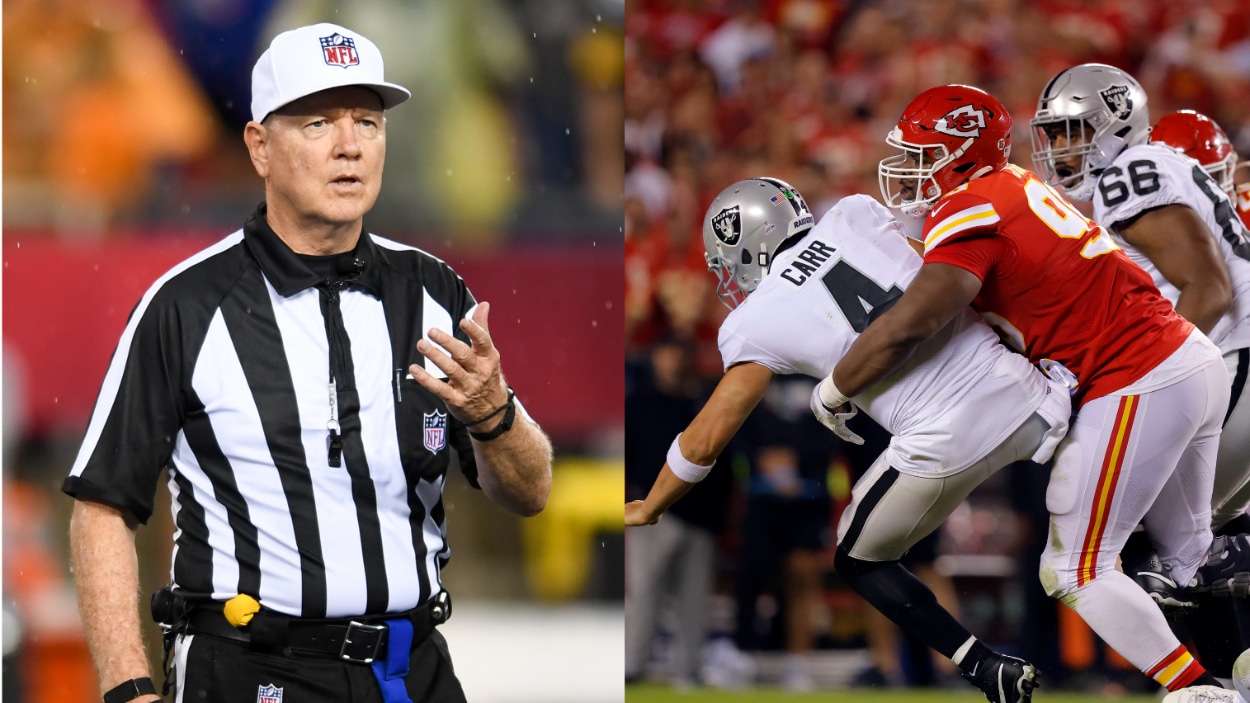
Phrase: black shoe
[
  {"left": 961, "top": 653, "right": 1039, "bottom": 703},
  {"left": 1193, "top": 535, "right": 1250, "bottom": 597},
  {"left": 1130, "top": 552, "right": 1197, "bottom": 617}
]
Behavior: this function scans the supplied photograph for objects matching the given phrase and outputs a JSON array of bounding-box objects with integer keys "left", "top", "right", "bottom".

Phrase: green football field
[{"left": 625, "top": 684, "right": 1163, "bottom": 702}]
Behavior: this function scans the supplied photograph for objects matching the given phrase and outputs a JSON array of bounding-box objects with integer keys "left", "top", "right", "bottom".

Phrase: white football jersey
[
  {"left": 1095, "top": 142, "right": 1250, "bottom": 353},
  {"left": 719, "top": 194, "right": 1067, "bottom": 478}
]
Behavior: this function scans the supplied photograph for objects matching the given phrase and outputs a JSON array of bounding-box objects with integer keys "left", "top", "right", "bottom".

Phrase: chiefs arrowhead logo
[{"left": 934, "top": 105, "right": 986, "bottom": 138}]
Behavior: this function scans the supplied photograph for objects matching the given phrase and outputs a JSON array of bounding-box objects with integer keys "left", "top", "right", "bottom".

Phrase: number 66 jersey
[
  {"left": 920, "top": 164, "right": 1195, "bottom": 407},
  {"left": 1094, "top": 141, "right": 1250, "bottom": 355},
  {"left": 718, "top": 194, "right": 1071, "bottom": 479}
]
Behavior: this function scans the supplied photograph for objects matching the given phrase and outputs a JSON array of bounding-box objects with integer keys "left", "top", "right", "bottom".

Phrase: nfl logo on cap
[
  {"left": 249, "top": 23, "right": 412, "bottom": 123},
  {"left": 320, "top": 33, "right": 359, "bottom": 68},
  {"left": 256, "top": 683, "right": 283, "bottom": 703},
  {"left": 424, "top": 409, "right": 447, "bottom": 453}
]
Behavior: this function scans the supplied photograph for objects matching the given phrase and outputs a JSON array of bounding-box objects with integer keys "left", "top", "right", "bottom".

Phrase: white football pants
[{"left": 1040, "top": 357, "right": 1228, "bottom": 677}]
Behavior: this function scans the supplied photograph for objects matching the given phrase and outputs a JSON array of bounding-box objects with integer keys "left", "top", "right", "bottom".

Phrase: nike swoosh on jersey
[{"left": 924, "top": 203, "right": 1000, "bottom": 252}]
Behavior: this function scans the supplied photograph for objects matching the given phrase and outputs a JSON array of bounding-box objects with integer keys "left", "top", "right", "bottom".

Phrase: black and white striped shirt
[{"left": 64, "top": 204, "right": 480, "bottom": 619}]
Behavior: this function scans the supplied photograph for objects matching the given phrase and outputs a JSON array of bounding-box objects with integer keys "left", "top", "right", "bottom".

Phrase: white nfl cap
[{"left": 251, "top": 22, "right": 411, "bottom": 123}]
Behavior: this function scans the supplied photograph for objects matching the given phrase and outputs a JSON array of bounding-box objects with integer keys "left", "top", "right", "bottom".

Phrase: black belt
[{"left": 184, "top": 594, "right": 449, "bottom": 665}]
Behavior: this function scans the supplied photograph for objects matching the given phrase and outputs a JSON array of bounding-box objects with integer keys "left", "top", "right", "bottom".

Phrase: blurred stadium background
[
  {"left": 625, "top": 0, "right": 1250, "bottom": 700},
  {"left": 2, "top": 1, "right": 624, "bottom": 702}
]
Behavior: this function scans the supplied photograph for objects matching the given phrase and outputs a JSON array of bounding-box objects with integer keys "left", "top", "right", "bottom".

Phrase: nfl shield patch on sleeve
[{"left": 257, "top": 684, "right": 283, "bottom": 703}]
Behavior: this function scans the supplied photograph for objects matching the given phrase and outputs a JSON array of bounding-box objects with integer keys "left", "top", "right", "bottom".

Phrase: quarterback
[{"left": 626, "top": 177, "right": 1071, "bottom": 703}]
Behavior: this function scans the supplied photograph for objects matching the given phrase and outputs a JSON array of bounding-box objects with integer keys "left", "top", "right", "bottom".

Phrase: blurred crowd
[
  {"left": 625, "top": 0, "right": 1250, "bottom": 357},
  {"left": 624, "top": 0, "right": 1250, "bottom": 694},
  {"left": 3, "top": 0, "right": 624, "bottom": 246}
]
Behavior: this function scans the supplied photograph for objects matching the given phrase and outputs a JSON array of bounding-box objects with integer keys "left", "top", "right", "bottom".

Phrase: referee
[{"left": 63, "top": 23, "right": 552, "bottom": 703}]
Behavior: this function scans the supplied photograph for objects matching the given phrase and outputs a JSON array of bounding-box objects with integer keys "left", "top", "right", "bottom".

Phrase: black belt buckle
[{"left": 340, "top": 621, "right": 386, "bottom": 664}]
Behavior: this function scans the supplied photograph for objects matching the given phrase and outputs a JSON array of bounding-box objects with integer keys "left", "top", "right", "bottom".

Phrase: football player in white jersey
[
  {"left": 625, "top": 177, "right": 1071, "bottom": 703},
  {"left": 1151, "top": 110, "right": 1250, "bottom": 531},
  {"left": 1032, "top": 65, "right": 1250, "bottom": 682}
]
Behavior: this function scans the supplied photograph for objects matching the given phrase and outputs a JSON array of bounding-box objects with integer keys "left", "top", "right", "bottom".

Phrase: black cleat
[
  {"left": 1130, "top": 552, "right": 1197, "bottom": 617},
  {"left": 1193, "top": 535, "right": 1250, "bottom": 597},
  {"left": 961, "top": 652, "right": 1040, "bottom": 703}
]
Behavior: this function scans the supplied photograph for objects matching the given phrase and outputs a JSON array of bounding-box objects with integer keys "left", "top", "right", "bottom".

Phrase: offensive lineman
[
  {"left": 1148, "top": 109, "right": 1250, "bottom": 531},
  {"left": 817, "top": 82, "right": 1242, "bottom": 703},
  {"left": 1032, "top": 69, "right": 1250, "bottom": 681},
  {"left": 1150, "top": 108, "right": 1250, "bottom": 688},
  {"left": 625, "top": 177, "right": 1072, "bottom": 703}
]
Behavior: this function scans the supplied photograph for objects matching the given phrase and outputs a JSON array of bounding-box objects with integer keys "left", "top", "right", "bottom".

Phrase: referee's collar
[{"left": 242, "top": 203, "right": 388, "bottom": 296}]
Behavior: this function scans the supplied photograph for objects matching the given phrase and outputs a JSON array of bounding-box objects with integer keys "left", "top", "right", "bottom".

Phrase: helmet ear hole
[{"left": 740, "top": 250, "right": 753, "bottom": 265}]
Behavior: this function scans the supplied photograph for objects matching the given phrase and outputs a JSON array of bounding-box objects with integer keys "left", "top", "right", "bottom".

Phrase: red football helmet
[
  {"left": 1151, "top": 109, "right": 1237, "bottom": 195},
  {"left": 879, "top": 84, "right": 1013, "bottom": 218}
]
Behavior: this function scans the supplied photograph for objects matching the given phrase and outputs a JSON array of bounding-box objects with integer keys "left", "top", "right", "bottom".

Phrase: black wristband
[
  {"left": 465, "top": 385, "right": 512, "bottom": 425},
  {"left": 103, "top": 677, "right": 157, "bottom": 703},
  {"left": 466, "top": 387, "right": 515, "bottom": 427},
  {"left": 469, "top": 388, "right": 517, "bottom": 441}
]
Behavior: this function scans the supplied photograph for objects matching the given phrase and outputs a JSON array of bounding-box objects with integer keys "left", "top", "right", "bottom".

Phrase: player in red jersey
[
  {"left": 1152, "top": 109, "right": 1250, "bottom": 235},
  {"left": 1154, "top": 111, "right": 1250, "bottom": 285},
  {"left": 815, "top": 84, "right": 1248, "bottom": 701}
]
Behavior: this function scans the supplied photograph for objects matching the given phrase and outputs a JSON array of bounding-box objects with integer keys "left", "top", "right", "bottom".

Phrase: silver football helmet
[
  {"left": 703, "top": 177, "right": 815, "bottom": 310},
  {"left": 1030, "top": 63, "right": 1152, "bottom": 201}
]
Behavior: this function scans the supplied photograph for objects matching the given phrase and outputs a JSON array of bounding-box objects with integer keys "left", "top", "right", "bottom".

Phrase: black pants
[{"left": 172, "top": 629, "right": 466, "bottom": 702}]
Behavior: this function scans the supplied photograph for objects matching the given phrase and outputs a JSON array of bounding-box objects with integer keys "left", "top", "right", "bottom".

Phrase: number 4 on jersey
[{"left": 821, "top": 260, "right": 903, "bottom": 333}]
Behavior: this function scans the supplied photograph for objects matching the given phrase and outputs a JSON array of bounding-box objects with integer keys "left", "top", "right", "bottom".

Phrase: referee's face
[{"left": 253, "top": 86, "right": 387, "bottom": 236}]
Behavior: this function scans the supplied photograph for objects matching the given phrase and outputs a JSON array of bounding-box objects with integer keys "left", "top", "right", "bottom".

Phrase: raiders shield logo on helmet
[
  {"left": 712, "top": 206, "right": 742, "bottom": 246},
  {"left": 934, "top": 105, "right": 986, "bottom": 138},
  {"left": 1100, "top": 85, "right": 1133, "bottom": 120}
]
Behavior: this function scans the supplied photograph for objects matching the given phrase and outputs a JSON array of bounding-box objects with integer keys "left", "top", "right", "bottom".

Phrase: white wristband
[
  {"left": 818, "top": 376, "right": 849, "bottom": 408},
  {"left": 666, "top": 434, "right": 714, "bottom": 483}
]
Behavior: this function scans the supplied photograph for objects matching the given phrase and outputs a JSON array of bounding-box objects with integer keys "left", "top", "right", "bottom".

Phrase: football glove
[{"left": 810, "top": 383, "right": 864, "bottom": 445}]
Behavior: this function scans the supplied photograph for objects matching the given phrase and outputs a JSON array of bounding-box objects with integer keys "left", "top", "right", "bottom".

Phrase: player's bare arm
[
  {"left": 625, "top": 361, "right": 773, "bottom": 526},
  {"left": 830, "top": 262, "right": 983, "bottom": 397},
  {"left": 69, "top": 500, "right": 163, "bottom": 703},
  {"left": 409, "top": 301, "right": 553, "bottom": 517},
  {"left": 1117, "top": 204, "right": 1232, "bottom": 335}
]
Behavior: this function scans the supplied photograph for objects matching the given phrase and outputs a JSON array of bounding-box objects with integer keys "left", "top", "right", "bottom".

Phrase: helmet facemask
[
  {"left": 1206, "top": 151, "right": 1238, "bottom": 195},
  {"left": 1030, "top": 64, "right": 1152, "bottom": 202},
  {"left": 879, "top": 128, "right": 976, "bottom": 219},
  {"left": 1030, "top": 117, "right": 1102, "bottom": 201},
  {"left": 710, "top": 242, "right": 765, "bottom": 307}
]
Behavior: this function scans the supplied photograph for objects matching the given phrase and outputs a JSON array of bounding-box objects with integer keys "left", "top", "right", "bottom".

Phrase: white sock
[{"left": 1060, "top": 571, "right": 1190, "bottom": 678}]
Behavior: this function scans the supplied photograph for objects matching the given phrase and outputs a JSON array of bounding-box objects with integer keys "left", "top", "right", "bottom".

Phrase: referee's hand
[{"left": 409, "top": 302, "right": 510, "bottom": 425}]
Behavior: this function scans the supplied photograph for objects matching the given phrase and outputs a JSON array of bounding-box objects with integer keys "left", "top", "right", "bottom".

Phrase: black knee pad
[{"left": 835, "top": 544, "right": 887, "bottom": 579}]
